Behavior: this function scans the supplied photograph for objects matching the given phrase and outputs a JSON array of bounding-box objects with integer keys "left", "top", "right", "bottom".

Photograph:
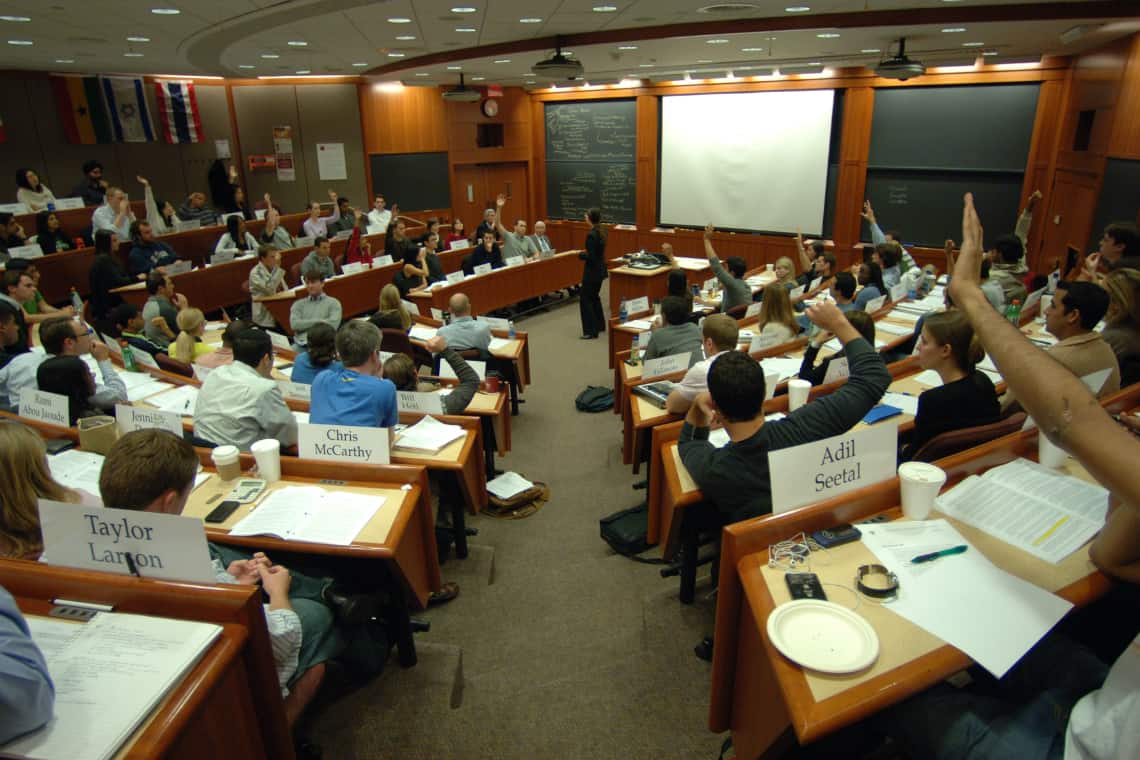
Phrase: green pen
[{"left": 911, "top": 545, "right": 968, "bottom": 564}]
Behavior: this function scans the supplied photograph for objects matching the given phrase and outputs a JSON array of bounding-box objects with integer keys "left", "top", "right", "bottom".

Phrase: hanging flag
[
  {"left": 154, "top": 80, "right": 203, "bottom": 144},
  {"left": 50, "top": 75, "right": 114, "bottom": 144},
  {"left": 101, "top": 76, "right": 155, "bottom": 143}
]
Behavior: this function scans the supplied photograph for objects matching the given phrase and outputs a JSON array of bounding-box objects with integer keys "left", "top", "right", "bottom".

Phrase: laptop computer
[{"left": 632, "top": 380, "right": 678, "bottom": 409}]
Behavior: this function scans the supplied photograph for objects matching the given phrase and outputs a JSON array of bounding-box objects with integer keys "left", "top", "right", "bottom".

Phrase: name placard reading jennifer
[
  {"left": 39, "top": 499, "right": 216, "bottom": 584},
  {"left": 115, "top": 403, "right": 183, "bottom": 437},
  {"left": 299, "top": 422, "right": 390, "bottom": 464},
  {"left": 768, "top": 424, "right": 897, "bottom": 514}
]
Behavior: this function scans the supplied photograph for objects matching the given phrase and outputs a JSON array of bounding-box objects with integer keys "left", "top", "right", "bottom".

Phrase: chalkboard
[
  {"left": 869, "top": 84, "right": 1040, "bottom": 172},
  {"left": 369, "top": 152, "right": 450, "bottom": 212},
  {"left": 864, "top": 169, "right": 1023, "bottom": 249},
  {"left": 1088, "top": 158, "right": 1140, "bottom": 251},
  {"left": 545, "top": 100, "right": 636, "bottom": 224}
]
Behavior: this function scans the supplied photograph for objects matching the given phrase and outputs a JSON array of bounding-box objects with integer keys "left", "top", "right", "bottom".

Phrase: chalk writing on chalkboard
[
  {"left": 887, "top": 184, "right": 909, "bottom": 206},
  {"left": 545, "top": 100, "right": 637, "bottom": 224}
]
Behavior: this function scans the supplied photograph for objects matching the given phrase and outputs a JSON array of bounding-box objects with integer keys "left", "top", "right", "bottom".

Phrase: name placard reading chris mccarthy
[
  {"left": 768, "top": 424, "right": 897, "bottom": 514},
  {"left": 38, "top": 500, "right": 216, "bottom": 584},
  {"left": 298, "top": 422, "right": 390, "bottom": 465}
]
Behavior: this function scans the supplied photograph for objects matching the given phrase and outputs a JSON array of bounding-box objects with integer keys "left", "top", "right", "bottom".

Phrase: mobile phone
[
  {"left": 810, "top": 523, "right": 862, "bottom": 549},
  {"left": 204, "top": 500, "right": 241, "bottom": 524},
  {"left": 785, "top": 572, "right": 827, "bottom": 601}
]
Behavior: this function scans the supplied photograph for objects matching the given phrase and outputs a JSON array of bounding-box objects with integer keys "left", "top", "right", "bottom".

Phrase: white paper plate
[{"left": 766, "top": 599, "right": 879, "bottom": 674}]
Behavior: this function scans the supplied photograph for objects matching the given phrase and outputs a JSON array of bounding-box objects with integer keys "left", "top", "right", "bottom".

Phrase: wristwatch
[{"left": 855, "top": 564, "right": 899, "bottom": 599}]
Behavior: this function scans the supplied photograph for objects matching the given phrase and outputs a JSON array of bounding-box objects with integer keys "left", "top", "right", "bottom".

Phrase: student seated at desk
[
  {"left": 15, "top": 167, "right": 55, "bottom": 213},
  {"left": 902, "top": 309, "right": 1001, "bottom": 460},
  {"left": 420, "top": 232, "right": 446, "bottom": 283},
  {"left": 177, "top": 191, "right": 218, "bottom": 228},
  {"left": 436, "top": 293, "right": 491, "bottom": 359},
  {"left": 127, "top": 220, "right": 178, "bottom": 278},
  {"left": 301, "top": 191, "right": 339, "bottom": 240},
  {"left": 110, "top": 303, "right": 165, "bottom": 358},
  {"left": 665, "top": 314, "right": 740, "bottom": 416},
  {"left": 91, "top": 187, "right": 134, "bottom": 241},
  {"left": 798, "top": 309, "right": 876, "bottom": 386},
  {"left": 854, "top": 261, "right": 887, "bottom": 311},
  {"left": 0, "top": 584, "right": 54, "bottom": 744},
  {"left": 0, "top": 301, "right": 23, "bottom": 372},
  {"left": 289, "top": 269, "right": 342, "bottom": 350},
  {"left": 493, "top": 194, "right": 539, "bottom": 262},
  {"left": 462, "top": 231, "right": 505, "bottom": 275},
  {"left": 703, "top": 224, "right": 751, "bottom": 315},
  {"left": 300, "top": 238, "right": 337, "bottom": 282},
  {"left": 195, "top": 319, "right": 245, "bottom": 370},
  {"left": 5, "top": 260, "right": 76, "bottom": 324},
  {"left": 259, "top": 204, "right": 295, "bottom": 251},
  {"left": 755, "top": 282, "right": 800, "bottom": 344},
  {"left": 678, "top": 302, "right": 891, "bottom": 523},
  {"left": 214, "top": 215, "right": 258, "bottom": 257},
  {"left": 874, "top": 243, "right": 902, "bottom": 290},
  {"left": 136, "top": 175, "right": 182, "bottom": 235},
  {"left": 383, "top": 218, "right": 416, "bottom": 263},
  {"left": 34, "top": 210, "right": 74, "bottom": 255},
  {"left": 249, "top": 246, "right": 288, "bottom": 329},
  {"left": 987, "top": 233, "right": 1028, "bottom": 305},
  {"left": 290, "top": 323, "right": 341, "bottom": 385},
  {"left": 310, "top": 321, "right": 397, "bottom": 445},
  {"left": 369, "top": 284, "right": 411, "bottom": 333},
  {"left": 0, "top": 271, "right": 32, "bottom": 364},
  {"left": 142, "top": 272, "right": 186, "bottom": 350},
  {"left": 170, "top": 308, "right": 214, "bottom": 364},
  {"left": 643, "top": 296, "right": 702, "bottom": 365},
  {"left": 393, "top": 248, "right": 428, "bottom": 298},
  {"left": 37, "top": 356, "right": 101, "bottom": 425},
  {"left": 384, "top": 335, "right": 479, "bottom": 414},
  {"left": 1001, "top": 281, "right": 1120, "bottom": 413},
  {"left": 1100, "top": 268, "right": 1140, "bottom": 385},
  {"left": 193, "top": 326, "right": 298, "bottom": 451},
  {"left": 89, "top": 231, "right": 132, "bottom": 322}
]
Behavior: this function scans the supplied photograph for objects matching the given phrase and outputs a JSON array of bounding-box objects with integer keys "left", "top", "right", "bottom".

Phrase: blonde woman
[
  {"left": 0, "top": 422, "right": 93, "bottom": 559},
  {"left": 755, "top": 282, "right": 800, "bottom": 345},
  {"left": 171, "top": 307, "right": 213, "bottom": 363},
  {"left": 773, "top": 256, "right": 798, "bottom": 289},
  {"left": 369, "top": 283, "right": 411, "bottom": 332},
  {"left": 1101, "top": 268, "right": 1140, "bottom": 371}
]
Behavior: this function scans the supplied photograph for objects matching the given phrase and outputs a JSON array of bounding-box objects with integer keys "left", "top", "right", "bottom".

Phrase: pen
[
  {"left": 911, "top": 545, "right": 968, "bottom": 564},
  {"left": 124, "top": 552, "right": 141, "bottom": 577}
]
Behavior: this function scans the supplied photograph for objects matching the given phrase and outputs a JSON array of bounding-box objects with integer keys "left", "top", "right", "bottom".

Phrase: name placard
[
  {"left": 295, "top": 235, "right": 315, "bottom": 248},
  {"left": 255, "top": 208, "right": 268, "bottom": 220},
  {"left": 133, "top": 349, "right": 159, "bottom": 369},
  {"left": 865, "top": 294, "right": 887, "bottom": 313},
  {"left": 373, "top": 254, "right": 394, "bottom": 266},
  {"left": 53, "top": 197, "right": 86, "bottom": 210},
  {"left": 809, "top": 276, "right": 822, "bottom": 292},
  {"left": 0, "top": 202, "right": 30, "bottom": 214},
  {"left": 211, "top": 250, "right": 235, "bottom": 265},
  {"left": 479, "top": 315, "right": 509, "bottom": 331},
  {"left": 749, "top": 332, "right": 782, "bottom": 353},
  {"left": 39, "top": 499, "right": 216, "bottom": 584},
  {"left": 446, "top": 271, "right": 465, "bottom": 285},
  {"left": 267, "top": 331, "right": 291, "bottom": 351},
  {"left": 768, "top": 424, "right": 898, "bottom": 514},
  {"left": 220, "top": 211, "right": 244, "bottom": 225},
  {"left": 789, "top": 285, "right": 805, "bottom": 300},
  {"left": 173, "top": 220, "right": 201, "bottom": 233},
  {"left": 397, "top": 391, "right": 444, "bottom": 414},
  {"left": 449, "top": 239, "right": 471, "bottom": 250},
  {"left": 745, "top": 302, "right": 763, "bottom": 318},
  {"left": 627, "top": 296, "right": 650, "bottom": 314},
  {"left": 115, "top": 404, "right": 183, "bottom": 437},
  {"left": 277, "top": 380, "right": 311, "bottom": 401},
  {"left": 430, "top": 307, "right": 445, "bottom": 321},
  {"left": 822, "top": 356, "right": 850, "bottom": 384},
  {"left": 333, "top": 229, "right": 353, "bottom": 241},
  {"left": 8, "top": 244, "right": 44, "bottom": 260},
  {"left": 473, "top": 263, "right": 492, "bottom": 275},
  {"left": 341, "top": 261, "right": 365, "bottom": 275},
  {"left": 18, "top": 389, "right": 69, "bottom": 426},
  {"left": 401, "top": 299, "right": 420, "bottom": 315},
  {"left": 642, "top": 351, "right": 691, "bottom": 380},
  {"left": 440, "top": 358, "right": 486, "bottom": 380},
  {"left": 298, "top": 422, "right": 389, "bottom": 464},
  {"left": 504, "top": 256, "right": 524, "bottom": 268},
  {"left": 889, "top": 281, "right": 909, "bottom": 302}
]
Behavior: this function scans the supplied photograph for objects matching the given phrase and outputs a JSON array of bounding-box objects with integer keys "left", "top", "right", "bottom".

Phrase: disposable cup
[
  {"left": 211, "top": 445, "right": 242, "bottom": 482},
  {"left": 787, "top": 379, "right": 812, "bottom": 411},
  {"left": 898, "top": 461, "right": 947, "bottom": 520},
  {"left": 766, "top": 263, "right": 774, "bottom": 272},
  {"left": 1038, "top": 432, "right": 1069, "bottom": 468},
  {"left": 250, "top": 439, "right": 282, "bottom": 483}
]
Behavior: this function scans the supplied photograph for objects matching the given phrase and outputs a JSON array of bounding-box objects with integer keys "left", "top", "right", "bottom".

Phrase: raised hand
[
  {"left": 862, "top": 200, "right": 876, "bottom": 223},
  {"left": 496, "top": 193, "right": 507, "bottom": 208},
  {"left": 704, "top": 223, "right": 715, "bottom": 240},
  {"left": 948, "top": 192, "right": 985, "bottom": 303},
  {"left": 136, "top": 175, "right": 150, "bottom": 187}
]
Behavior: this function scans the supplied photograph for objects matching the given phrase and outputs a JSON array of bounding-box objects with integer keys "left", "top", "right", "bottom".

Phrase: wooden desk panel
[
  {"left": 14, "top": 200, "right": 146, "bottom": 241},
  {"left": 258, "top": 261, "right": 403, "bottom": 334},
  {"left": 409, "top": 250, "right": 584, "bottom": 314}
]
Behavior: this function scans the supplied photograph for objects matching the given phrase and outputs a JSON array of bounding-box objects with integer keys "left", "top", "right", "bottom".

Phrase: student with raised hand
[
  {"left": 301, "top": 190, "right": 340, "bottom": 240},
  {"left": 754, "top": 282, "right": 800, "bottom": 344},
  {"left": 326, "top": 195, "right": 355, "bottom": 236},
  {"left": 798, "top": 309, "right": 876, "bottom": 386},
  {"left": 136, "top": 175, "right": 181, "bottom": 235},
  {"left": 874, "top": 243, "right": 902, "bottom": 289},
  {"left": 854, "top": 261, "right": 887, "bottom": 311},
  {"left": 290, "top": 322, "right": 341, "bottom": 385},
  {"left": 249, "top": 245, "right": 287, "bottom": 328},
  {"left": 91, "top": 186, "right": 135, "bottom": 241},
  {"left": 385, "top": 334, "right": 479, "bottom": 414},
  {"left": 15, "top": 168, "right": 56, "bottom": 212},
  {"left": 881, "top": 192, "right": 1140, "bottom": 760},
  {"left": 0, "top": 583, "right": 54, "bottom": 743},
  {"left": 861, "top": 200, "right": 918, "bottom": 273},
  {"left": 678, "top": 300, "right": 891, "bottom": 523},
  {"left": 643, "top": 295, "right": 702, "bottom": 365},
  {"left": 703, "top": 224, "right": 751, "bottom": 315},
  {"left": 259, "top": 200, "right": 295, "bottom": 251},
  {"left": 493, "top": 194, "right": 539, "bottom": 262},
  {"left": 215, "top": 214, "right": 258, "bottom": 257},
  {"left": 1100, "top": 267, "right": 1140, "bottom": 384},
  {"left": 665, "top": 314, "right": 740, "bottom": 415},
  {"left": 33, "top": 210, "right": 73, "bottom": 255}
]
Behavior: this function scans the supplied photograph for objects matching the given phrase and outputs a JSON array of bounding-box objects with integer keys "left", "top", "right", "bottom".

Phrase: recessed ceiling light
[
  {"left": 816, "top": 33, "right": 840, "bottom": 39},
  {"left": 525, "top": 80, "right": 535, "bottom": 85},
  {"left": 592, "top": 5, "right": 618, "bottom": 11},
  {"left": 942, "top": 27, "right": 967, "bottom": 33},
  {"left": 707, "top": 39, "right": 729, "bottom": 44},
  {"left": 451, "top": 6, "right": 477, "bottom": 12},
  {"left": 519, "top": 18, "right": 543, "bottom": 24},
  {"left": 639, "top": 63, "right": 653, "bottom": 67},
  {"left": 238, "top": 64, "right": 255, "bottom": 69},
  {"left": 741, "top": 47, "right": 764, "bottom": 52},
  {"left": 962, "top": 41, "right": 985, "bottom": 47},
  {"left": 55, "top": 58, "right": 74, "bottom": 63},
  {"left": 396, "top": 35, "right": 416, "bottom": 40},
  {"left": 126, "top": 36, "right": 150, "bottom": 43},
  {"left": 352, "top": 62, "right": 369, "bottom": 67},
  {"left": 447, "top": 64, "right": 462, "bottom": 70},
  {"left": 861, "top": 48, "right": 880, "bottom": 53},
  {"left": 296, "top": 70, "right": 311, "bottom": 74},
  {"left": 784, "top": 6, "right": 810, "bottom": 12},
  {"left": 416, "top": 72, "right": 430, "bottom": 76},
  {"left": 697, "top": 59, "right": 712, "bottom": 64},
  {"left": 150, "top": 8, "right": 180, "bottom": 14},
  {"left": 388, "top": 17, "right": 412, "bottom": 23},
  {"left": 124, "top": 52, "right": 144, "bottom": 57},
  {"left": 1, "top": 16, "right": 32, "bottom": 22},
  {"left": 388, "top": 52, "right": 405, "bottom": 57},
  {"left": 470, "top": 76, "right": 485, "bottom": 81},
  {"left": 455, "top": 27, "right": 477, "bottom": 32},
  {"left": 261, "top": 53, "right": 279, "bottom": 59},
  {"left": 7, "top": 40, "right": 33, "bottom": 45},
  {"left": 494, "top": 58, "right": 511, "bottom": 63},
  {"left": 982, "top": 50, "right": 999, "bottom": 56},
  {"left": 618, "top": 45, "right": 638, "bottom": 50},
  {"left": 287, "top": 40, "right": 307, "bottom": 46}
]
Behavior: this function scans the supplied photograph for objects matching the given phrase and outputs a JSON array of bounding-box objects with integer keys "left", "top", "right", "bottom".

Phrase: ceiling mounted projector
[
  {"left": 441, "top": 73, "right": 482, "bottom": 102},
  {"left": 875, "top": 37, "right": 926, "bottom": 81},
  {"left": 532, "top": 42, "right": 584, "bottom": 80}
]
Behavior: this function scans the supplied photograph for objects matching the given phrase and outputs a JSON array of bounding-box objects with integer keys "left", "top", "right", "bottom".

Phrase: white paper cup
[
  {"left": 787, "top": 379, "right": 812, "bottom": 411},
  {"left": 898, "top": 461, "right": 947, "bottom": 520},
  {"left": 1036, "top": 294, "right": 1051, "bottom": 323},
  {"left": 766, "top": 263, "right": 774, "bottom": 272},
  {"left": 250, "top": 439, "right": 282, "bottom": 483},
  {"left": 1037, "top": 432, "right": 1069, "bottom": 468},
  {"left": 210, "top": 444, "right": 242, "bottom": 482}
]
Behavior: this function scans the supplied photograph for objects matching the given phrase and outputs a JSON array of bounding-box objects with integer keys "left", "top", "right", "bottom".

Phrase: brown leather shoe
[{"left": 428, "top": 581, "right": 460, "bottom": 606}]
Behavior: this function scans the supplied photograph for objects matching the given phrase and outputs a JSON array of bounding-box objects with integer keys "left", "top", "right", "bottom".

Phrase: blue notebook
[{"left": 862, "top": 404, "right": 903, "bottom": 424}]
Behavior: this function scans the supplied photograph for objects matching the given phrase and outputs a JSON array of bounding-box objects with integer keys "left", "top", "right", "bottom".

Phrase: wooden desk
[
  {"left": 14, "top": 199, "right": 146, "bottom": 241},
  {"left": 257, "top": 260, "right": 403, "bottom": 333},
  {"left": 0, "top": 558, "right": 293, "bottom": 760},
  {"left": 713, "top": 432, "right": 1113, "bottom": 759},
  {"left": 409, "top": 250, "right": 584, "bottom": 315}
]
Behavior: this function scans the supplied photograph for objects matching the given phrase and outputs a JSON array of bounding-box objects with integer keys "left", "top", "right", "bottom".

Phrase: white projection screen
[{"left": 659, "top": 90, "right": 836, "bottom": 234}]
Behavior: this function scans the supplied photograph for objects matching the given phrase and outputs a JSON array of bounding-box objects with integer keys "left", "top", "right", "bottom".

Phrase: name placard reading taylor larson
[
  {"left": 298, "top": 422, "right": 390, "bottom": 465},
  {"left": 38, "top": 499, "right": 216, "bottom": 584},
  {"left": 768, "top": 424, "right": 897, "bottom": 514}
]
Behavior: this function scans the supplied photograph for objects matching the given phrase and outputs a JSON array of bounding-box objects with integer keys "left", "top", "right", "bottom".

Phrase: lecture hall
[{"left": 1, "top": 1, "right": 1139, "bottom": 759}]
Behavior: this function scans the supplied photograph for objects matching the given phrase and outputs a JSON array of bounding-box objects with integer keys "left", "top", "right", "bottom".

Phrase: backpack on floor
[
  {"left": 575, "top": 385, "right": 614, "bottom": 412},
  {"left": 600, "top": 503, "right": 655, "bottom": 558}
]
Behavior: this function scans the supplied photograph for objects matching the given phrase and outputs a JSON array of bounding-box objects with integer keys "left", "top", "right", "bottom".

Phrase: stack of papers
[
  {"left": 885, "top": 309, "right": 920, "bottom": 325},
  {"left": 621, "top": 318, "right": 655, "bottom": 330},
  {"left": 122, "top": 375, "right": 175, "bottom": 402},
  {"left": 48, "top": 449, "right": 106, "bottom": 497},
  {"left": 488, "top": 337, "right": 512, "bottom": 351},
  {"left": 486, "top": 471, "right": 535, "bottom": 499},
  {"left": 759, "top": 357, "right": 805, "bottom": 383},
  {"left": 230, "top": 487, "right": 386, "bottom": 545},
  {"left": 877, "top": 321, "right": 915, "bottom": 336},
  {"left": 880, "top": 391, "right": 919, "bottom": 416},
  {"left": 146, "top": 385, "right": 199, "bottom": 415},
  {"left": 409, "top": 324, "right": 437, "bottom": 341},
  {"left": 936, "top": 458, "right": 1108, "bottom": 563},
  {"left": 394, "top": 415, "right": 465, "bottom": 453}
]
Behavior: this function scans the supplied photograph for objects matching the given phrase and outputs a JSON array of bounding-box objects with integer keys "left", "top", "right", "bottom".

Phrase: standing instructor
[{"left": 579, "top": 207, "right": 608, "bottom": 339}]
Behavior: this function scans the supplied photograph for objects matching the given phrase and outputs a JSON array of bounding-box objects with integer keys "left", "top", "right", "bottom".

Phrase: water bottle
[
  {"left": 508, "top": 320, "right": 516, "bottom": 338},
  {"left": 121, "top": 341, "right": 139, "bottom": 372},
  {"left": 47, "top": 202, "right": 55, "bottom": 212},
  {"left": 619, "top": 299, "right": 628, "bottom": 322},
  {"left": 1004, "top": 299, "right": 1022, "bottom": 326},
  {"left": 69, "top": 287, "right": 83, "bottom": 314},
  {"left": 441, "top": 310, "right": 450, "bottom": 325}
]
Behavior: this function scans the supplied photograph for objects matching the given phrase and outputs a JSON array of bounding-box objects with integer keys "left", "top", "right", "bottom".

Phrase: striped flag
[
  {"left": 51, "top": 75, "right": 114, "bottom": 144},
  {"left": 154, "top": 80, "right": 203, "bottom": 144},
  {"left": 101, "top": 77, "right": 155, "bottom": 142}
]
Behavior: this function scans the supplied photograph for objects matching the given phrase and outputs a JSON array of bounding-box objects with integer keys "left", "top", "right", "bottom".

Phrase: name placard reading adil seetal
[
  {"left": 39, "top": 499, "right": 216, "bottom": 584},
  {"left": 299, "top": 422, "right": 390, "bottom": 464},
  {"left": 768, "top": 424, "right": 897, "bottom": 514}
]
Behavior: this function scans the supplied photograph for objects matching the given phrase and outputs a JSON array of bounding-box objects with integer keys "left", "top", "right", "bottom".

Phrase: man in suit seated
[
  {"left": 437, "top": 293, "right": 492, "bottom": 359},
  {"left": 530, "top": 220, "right": 554, "bottom": 256}
]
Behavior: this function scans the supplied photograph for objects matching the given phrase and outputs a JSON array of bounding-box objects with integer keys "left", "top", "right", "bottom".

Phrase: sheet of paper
[
  {"left": 145, "top": 384, "right": 200, "bottom": 415},
  {"left": 621, "top": 319, "right": 655, "bottom": 330},
  {"left": 296, "top": 492, "right": 384, "bottom": 546},
  {"left": 229, "top": 487, "right": 312, "bottom": 539},
  {"left": 409, "top": 324, "right": 438, "bottom": 341},
  {"left": 25, "top": 617, "right": 84, "bottom": 661},
  {"left": 486, "top": 471, "right": 535, "bottom": 500},
  {"left": 876, "top": 321, "right": 915, "bottom": 336},
  {"left": 912, "top": 369, "right": 943, "bottom": 387},
  {"left": 859, "top": 519, "right": 1072, "bottom": 678},
  {"left": 394, "top": 415, "right": 465, "bottom": 453},
  {"left": 759, "top": 357, "right": 806, "bottom": 383},
  {"left": 488, "top": 337, "right": 511, "bottom": 352},
  {"left": 880, "top": 391, "right": 919, "bottom": 416},
  {"left": 125, "top": 380, "right": 175, "bottom": 402},
  {"left": 48, "top": 450, "right": 106, "bottom": 497}
]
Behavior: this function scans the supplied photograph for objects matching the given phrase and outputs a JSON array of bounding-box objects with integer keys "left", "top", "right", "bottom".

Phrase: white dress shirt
[
  {"left": 192, "top": 360, "right": 298, "bottom": 451},
  {"left": 91, "top": 202, "right": 135, "bottom": 240},
  {"left": 0, "top": 351, "right": 127, "bottom": 410}
]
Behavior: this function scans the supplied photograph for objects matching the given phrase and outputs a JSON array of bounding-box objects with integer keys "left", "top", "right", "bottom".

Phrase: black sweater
[{"left": 904, "top": 370, "right": 1001, "bottom": 459}]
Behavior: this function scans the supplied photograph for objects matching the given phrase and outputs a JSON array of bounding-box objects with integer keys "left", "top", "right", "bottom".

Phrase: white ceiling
[{"left": 0, "top": 0, "right": 1136, "bottom": 82}]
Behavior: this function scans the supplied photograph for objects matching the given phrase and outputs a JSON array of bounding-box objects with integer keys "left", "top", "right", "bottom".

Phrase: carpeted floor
[{"left": 307, "top": 283, "right": 727, "bottom": 759}]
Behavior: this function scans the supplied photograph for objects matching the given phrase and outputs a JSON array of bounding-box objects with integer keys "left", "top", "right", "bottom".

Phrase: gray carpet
[{"left": 308, "top": 283, "right": 726, "bottom": 759}]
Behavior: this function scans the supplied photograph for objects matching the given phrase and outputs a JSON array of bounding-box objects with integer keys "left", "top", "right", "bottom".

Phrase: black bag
[
  {"left": 575, "top": 385, "right": 614, "bottom": 412},
  {"left": 600, "top": 503, "right": 652, "bottom": 556}
]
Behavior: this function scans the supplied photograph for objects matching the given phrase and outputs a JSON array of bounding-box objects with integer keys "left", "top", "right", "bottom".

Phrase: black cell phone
[
  {"left": 204, "top": 500, "right": 241, "bottom": 523},
  {"left": 811, "top": 523, "right": 862, "bottom": 549},
  {"left": 785, "top": 572, "right": 827, "bottom": 601}
]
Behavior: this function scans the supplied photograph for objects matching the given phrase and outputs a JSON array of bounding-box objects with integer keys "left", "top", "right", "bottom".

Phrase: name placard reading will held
[
  {"left": 299, "top": 422, "right": 390, "bottom": 464},
  {"left": 397, "top": 391, "right": 444, "bottom": 414},
  {"left": 768, "top": 424, "right": 898, "bottom": 514}
]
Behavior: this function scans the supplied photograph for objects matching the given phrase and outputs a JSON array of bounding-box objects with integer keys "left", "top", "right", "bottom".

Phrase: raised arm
[
  {"left": 795, "top": 226, "right": 813, "bottom": 273},
  {"left": 1014, "top": 189, "right": 1042, "bottom": 250},
  {"left": 862, "top": 200, "right": 886, "bottom": 245},
  {"left": 949, "top": 192, "right": 1140, "bottom": 582},
  {"left": 703, "top": 223, "right": 720, "bottom": 262},
  {"left": 494, "top": 194, "right": 511, "bottom": 238}
]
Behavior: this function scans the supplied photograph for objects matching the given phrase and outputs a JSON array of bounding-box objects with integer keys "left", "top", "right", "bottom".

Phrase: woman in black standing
[{"left": 579, "top": 208, "right": 608, "bottom": 339}]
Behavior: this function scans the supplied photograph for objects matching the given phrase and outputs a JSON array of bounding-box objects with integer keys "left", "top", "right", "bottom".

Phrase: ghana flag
[{"left": 51, "top": 75, "right": 114, "bottom": 144}]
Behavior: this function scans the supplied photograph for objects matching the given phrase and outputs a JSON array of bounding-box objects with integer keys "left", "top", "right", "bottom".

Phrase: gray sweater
[
  {"left": 289, "top": 294, "right": 342, "bottom": 346},
  {"left": 679, "top": 338, "right": 891, "bottom": 523},
  {"left": 643, "top": 322, "right": 702, "bottom": 365},
  {"left": 710, "top": 257, "right": 752, "bottom": 315},
  {"left": 439, "top": 348, "right": 480, "bottom": 414}
]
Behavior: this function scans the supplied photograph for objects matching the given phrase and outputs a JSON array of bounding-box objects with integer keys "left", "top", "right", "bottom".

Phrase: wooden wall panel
[
  {"left": 635, "top": 94, "right": 659, "bottom": 231},
  {"left": 1108, "top": 34, "right": 1140, "bottom": 159},
  {"left": 445, "top": 88, "right": 531, "bottom": 165},
  {"left": 833, "top": 86, "right": 874, "bottom": 254},
  {"left": 360, "top": 84, "right": 448, "bottom": 155}
]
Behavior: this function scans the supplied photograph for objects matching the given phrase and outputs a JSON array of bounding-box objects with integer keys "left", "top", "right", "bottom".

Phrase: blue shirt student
[
  {"left": 290, "top": 352, "right": 343, "bottom": 385},
  {"left": 310, "top": 367, "right": 398, "bottom": 428},
  {"left": 0, "top": 586, "right": 54, "bottom": 743}
]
